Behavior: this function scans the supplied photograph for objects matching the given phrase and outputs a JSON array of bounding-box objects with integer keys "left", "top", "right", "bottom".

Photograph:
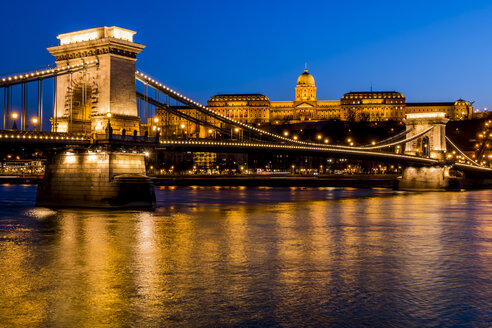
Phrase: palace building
[
  {"left": 153, "top": 67, "right": 474, "bottom": 137},
  {"left": 206, "top": 67, "right": 474, "bottom": 124}
]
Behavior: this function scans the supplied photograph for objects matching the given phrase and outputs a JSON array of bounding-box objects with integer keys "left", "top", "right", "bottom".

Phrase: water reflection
[{"left": 0, "top": 186, "right": 491, "bottom": 327}]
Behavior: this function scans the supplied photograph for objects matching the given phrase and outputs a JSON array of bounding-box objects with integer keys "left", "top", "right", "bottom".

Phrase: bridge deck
[
  {"left": 157, "top": 139, "right": 440, "bottom": 166},
  {"left": 0, "top": 130, "right": 90, "bottom": 145}
]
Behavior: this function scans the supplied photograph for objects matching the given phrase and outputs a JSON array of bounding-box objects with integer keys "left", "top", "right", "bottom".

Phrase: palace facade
[
  {"left": 152, "top": 68, "right": 474, "bottom": 138},
  {"left": 207, "top": 68, "right": 474, "bottom": 124}
]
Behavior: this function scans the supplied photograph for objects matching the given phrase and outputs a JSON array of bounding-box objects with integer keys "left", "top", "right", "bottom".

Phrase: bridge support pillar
[
  {"left": 396, "top": 166, "right": 459, "bottom": 191},
  {"left": 36, "top": 151, "right": 155, "bottom": 209}
]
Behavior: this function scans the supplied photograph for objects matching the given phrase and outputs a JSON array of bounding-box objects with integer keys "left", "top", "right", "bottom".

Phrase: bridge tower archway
[
  {"left": 58, "top": 72, "right": 97, "bottom": 134},
  {"left": 404, "top": 112, "right": 448, "bottom": 161}
]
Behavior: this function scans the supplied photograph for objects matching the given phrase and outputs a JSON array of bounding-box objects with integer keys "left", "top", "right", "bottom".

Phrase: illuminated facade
[
  {"left": 207, "top": 94, "right": 270, "bottom": 124},
  {"left": 405, "top": 100, "right": 473, "bottom": 120},
  {"left": 341, "top": 91, "right": 406, "bottom": 121},
  {"left": 206, "top": 68, "right": 473, "bottom": 124}
]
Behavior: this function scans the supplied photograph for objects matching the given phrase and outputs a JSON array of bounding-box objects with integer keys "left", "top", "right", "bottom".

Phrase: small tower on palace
[{"left": 47, "top": 26, "right": 145, "bottom": 135}]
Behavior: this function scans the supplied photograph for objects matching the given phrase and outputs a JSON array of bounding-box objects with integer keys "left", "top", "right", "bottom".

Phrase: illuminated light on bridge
[
  {"left": 64, "top": 152, "right": 76, "bottom": 164},
  {"left": 0, "top": 60, "right": 99, "bottom": 88},
  {"left": 58, "top": 26, "right": 136, "bottom": 45},
  {"left": 157, "top": 139, "right": 443, "bottom": 165},
  {"left": 406, "top": 112, "right": 446, "bottom": 119}
]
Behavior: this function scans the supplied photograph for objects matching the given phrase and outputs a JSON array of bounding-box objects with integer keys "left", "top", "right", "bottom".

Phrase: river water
[{"left": 0, "top": 185, "right": 491, "bottom": 327}]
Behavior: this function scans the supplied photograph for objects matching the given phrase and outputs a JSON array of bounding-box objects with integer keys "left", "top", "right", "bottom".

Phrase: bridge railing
[
  {"left": 91, "top": 131, "right": 159, "bottom": 144},
  {"left": 0, "top": 129, "right": 90, "bottom": 143}
]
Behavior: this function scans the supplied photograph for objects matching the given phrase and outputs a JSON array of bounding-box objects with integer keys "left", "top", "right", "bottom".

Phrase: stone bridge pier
[{"left": 36, "top": 151, "right": 156, "bottom": 208}]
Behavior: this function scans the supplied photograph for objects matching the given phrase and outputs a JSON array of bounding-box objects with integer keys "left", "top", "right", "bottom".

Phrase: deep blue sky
[{"left": 1, "top": 0, "right": 492, "bottom": 110}]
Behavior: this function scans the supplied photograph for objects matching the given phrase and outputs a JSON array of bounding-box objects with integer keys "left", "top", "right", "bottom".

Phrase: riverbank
[
  {"left": 0, "top": 176, "right": 42, "bottom": 184},
  {"left": 152, "top": 174, "right": 398, "bottom": 188},
  {"left": 0, "top": 174, "right": 398, "bottom": 188}
]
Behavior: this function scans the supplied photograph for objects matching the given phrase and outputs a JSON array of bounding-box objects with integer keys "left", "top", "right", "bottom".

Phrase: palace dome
[{"left": 297, "top": 69, "right": 315, "bottom": 86}]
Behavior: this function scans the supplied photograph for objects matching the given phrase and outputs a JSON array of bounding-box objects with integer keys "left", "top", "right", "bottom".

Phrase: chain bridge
[{"left": 0, "top": 26, "right": 491, "bottom": 208}]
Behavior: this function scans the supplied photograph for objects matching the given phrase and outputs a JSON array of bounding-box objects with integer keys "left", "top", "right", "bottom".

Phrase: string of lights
[
  {"left": 157, "top": 139, "right": 440, "bottom": 165},
  {"left": 0, "top": 60, "right": 99, "bottom": 87},
  {"left": 446, "top": 136, "right": 481, "bottom": 167}
]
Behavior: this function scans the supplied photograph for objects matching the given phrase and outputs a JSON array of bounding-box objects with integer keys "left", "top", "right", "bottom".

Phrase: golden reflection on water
[
  {"left": 0, "top": 189, "right": 491, "bottom": 326},
  {"left": 0, "top": 228, "right": 48, "bottom": 326}
]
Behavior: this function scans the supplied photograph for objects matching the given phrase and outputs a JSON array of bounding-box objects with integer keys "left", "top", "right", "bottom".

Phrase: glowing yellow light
[
  {"left": 234, "top": 128, "right": 239, "bottom": 132},
  {"left": 12, "top": 113, "right": 18, "bottom": 119},
  {"left": 324, "top": 139, "right": 329, "bottom": 143},
  {"left": 208, "top": 129, "right": 213, "bottom": 133},
  {"left": 32, "top": 117, "right": 38, "bottom": 124},
  {"left": 284, "top": 131, "right": 289, "bottom": 136},
  {"left": 317, "top": 134, "right": 322, "bottom": 139},
  {"left": 65, "top": 153, "right": 76, "bottom": 163},
  {"left": 154, "top": 117, "right": 159, "bottom": 123},
  {"left": 87, "top": 152, "right": 97, "bottom": 162},
  {"left": 106, "top": 112, "right": 112, "bottom": 118},
  {"left": 180, "top": 124, "right": 185, "bottom": 129},
  {"left": 293, "top": 136, "right": 298, "bottom": 140}
]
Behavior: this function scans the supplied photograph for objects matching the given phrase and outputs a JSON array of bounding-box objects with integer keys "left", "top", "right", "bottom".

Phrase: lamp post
[
  {"left": 32, "top": 117, "right": 38, "bottom": 131},
  {"left": 106, "top": 112, "right": 112, "bottom": 137},
  {"left": 234, "top": 127, "right": 241, "bottom": 140},
  {"left": 153, "top": 117, "right": 159, "bottom": 136},
  {"left": 11, "top": 113, "right": 18, "bottom": 130}
]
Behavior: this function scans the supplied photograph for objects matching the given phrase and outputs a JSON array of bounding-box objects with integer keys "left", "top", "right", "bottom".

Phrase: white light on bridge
[
  {"left": 88, "top": 152, "right": 97, "bottom": 162},
  {"left": 65, "top": 153, "right": 76, "bottom": 163},
  {"left": 58, "top": 26, "right": 136, "bottom": 45},
  {"left": 406, "top": 112, "right": 446, "bottom": 119}
]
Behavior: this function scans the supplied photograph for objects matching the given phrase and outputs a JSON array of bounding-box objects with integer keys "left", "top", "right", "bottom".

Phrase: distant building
[
  {"left": 340, "top": 91, "right": 406, "bottom": 121},
  {"left": 206, "top": 67, "right": 474, "bottom": 124},
  {"left": 405, "top": 100, "right": 473, "bottom": 120},
  {"left": 207, "top": 94, "right": 271, "bottom": 124},
  {"left": 152, "top": 67, "right": 474, "bottom": 135}
]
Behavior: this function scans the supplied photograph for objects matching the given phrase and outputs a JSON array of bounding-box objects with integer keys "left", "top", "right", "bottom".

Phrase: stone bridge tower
[
  {"left": 404, "top": 112, "right": 449, "bottom": 161},
  {"left": 37, "top": 27, "right": 155, "bottom": 209},
  {"left": 398, "top": 112, "right": 452, "bottom": 191},
  {"left": 47, "top": 26, "right": 145, "bottom": 135}
]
